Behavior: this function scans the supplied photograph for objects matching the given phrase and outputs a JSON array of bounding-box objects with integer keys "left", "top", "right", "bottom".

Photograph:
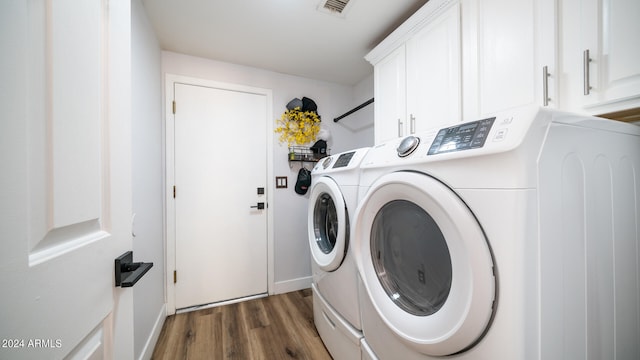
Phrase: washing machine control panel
[{"left": 427, "top": 117, "right": 496, "bottom": 155}]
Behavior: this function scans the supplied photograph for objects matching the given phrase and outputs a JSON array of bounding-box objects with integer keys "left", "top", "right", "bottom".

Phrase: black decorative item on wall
[{"left": 334, "top": 97, "right": 374, "bottom": 122}]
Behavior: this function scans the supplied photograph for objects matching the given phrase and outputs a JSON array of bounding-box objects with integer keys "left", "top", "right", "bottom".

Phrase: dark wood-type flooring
[{"left": 151, "top": 288, "right": 332, "bottom": 360}]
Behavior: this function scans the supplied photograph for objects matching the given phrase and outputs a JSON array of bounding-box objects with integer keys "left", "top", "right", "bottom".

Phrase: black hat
[
  {"left": 301, "top": 97, "right": 318, "bottom": 113},
  {"left": 310, "top": 140, "right": 327, "bottom": 156},
  {"left": 286, "top": 98, "right": 303, "bottom": 110},
  {"left": 295, "top": 168, "right": 312, "bottom": 195}
]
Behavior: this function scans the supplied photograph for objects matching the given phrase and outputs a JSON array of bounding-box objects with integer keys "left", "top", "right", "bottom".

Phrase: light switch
[{"left": 276, "top": 176, "right": 288, "bottom": 189}]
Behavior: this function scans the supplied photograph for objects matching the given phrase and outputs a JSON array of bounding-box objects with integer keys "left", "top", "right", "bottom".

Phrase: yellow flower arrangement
[{"left": 274, "top": 107, "right": 321, "bottom": 146}]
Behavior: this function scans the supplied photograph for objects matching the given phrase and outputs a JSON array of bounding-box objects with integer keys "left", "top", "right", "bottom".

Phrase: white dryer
[
  {"left": 353, "top": 108, "right": 640, "bottom": 359},
  {"left": 307, "top": 147, "right": 370, "bottom": 360}
]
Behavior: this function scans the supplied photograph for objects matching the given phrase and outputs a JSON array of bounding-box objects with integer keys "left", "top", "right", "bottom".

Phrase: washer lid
[
  {"left": 307, "top": 176, "right": 349, "bottom": 271},
  {"left": 354, "top": 171, "right": 495, "bottom": 356}
]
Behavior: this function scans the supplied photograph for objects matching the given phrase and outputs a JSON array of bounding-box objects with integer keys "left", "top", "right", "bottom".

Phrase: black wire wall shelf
[{"left": 288, "top": 146, "right": 328, "bottom": 167}]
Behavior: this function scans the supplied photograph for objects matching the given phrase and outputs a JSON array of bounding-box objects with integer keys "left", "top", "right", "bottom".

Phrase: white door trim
[{"left": 164, "top": 74, "right": 275, "bottom": 315}]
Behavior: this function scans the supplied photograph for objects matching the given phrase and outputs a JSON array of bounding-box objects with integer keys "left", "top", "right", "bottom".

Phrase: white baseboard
[
  {"left": 273, "top": 276, "right": 312, "bottom": 295},
  {"left": 138, "top": 303, "right": 167, "bottom": 360}
]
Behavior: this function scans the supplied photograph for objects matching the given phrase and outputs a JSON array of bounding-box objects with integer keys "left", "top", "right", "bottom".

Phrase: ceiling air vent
[
  {"left": 318, "top": 0, "right": 353, "bottom": 17},
  {"left": 323, "top": 0, "right": 349, "bottom": 13}
]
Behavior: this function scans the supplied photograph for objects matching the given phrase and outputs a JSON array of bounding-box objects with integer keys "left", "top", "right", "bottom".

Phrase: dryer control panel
[
  {"left": 427, "top": 117, "right": 495, "bottom": 155},
  {"left": 333, "top": 151, "right": 356, "bottom": 168}
]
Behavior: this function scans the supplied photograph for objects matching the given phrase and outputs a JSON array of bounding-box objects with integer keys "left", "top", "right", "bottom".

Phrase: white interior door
[
  {"left": 173, "top": 82, "right": 269, "bottom": 310},
  {"left": 1, "top": 1, "right": 133, "bottom": 359}
]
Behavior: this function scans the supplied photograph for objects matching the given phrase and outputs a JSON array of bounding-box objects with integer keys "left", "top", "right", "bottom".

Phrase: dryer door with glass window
[
  {"left": 354, "top": 171, "right": 495, "bottom": 356},
  {"left": 308, "top": 176, "right": 348, "bottom": 271}
]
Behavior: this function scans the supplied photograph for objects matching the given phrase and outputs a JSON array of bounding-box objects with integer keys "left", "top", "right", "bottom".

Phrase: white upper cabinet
[
  {"left": 406, "top": 4, "right": 462, "bottom": 133},
  {"left": 373, "top": 45, "right": 407, "bottom": 144},
  {"left": 367, "top": 0, "right": 461, "bottom": 145},
  {"left": 368, "top": 0, "right": 638, "bottom": 141},
  {"left": 461, "top": 0, "right": 557, "bottom": 118},
  {"left": 558, "top": 0, "right": 640, "bottom": 115}
]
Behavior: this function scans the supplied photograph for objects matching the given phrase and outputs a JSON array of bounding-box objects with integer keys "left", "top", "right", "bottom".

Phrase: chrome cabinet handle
[
  {"left": 542, "top": 66, "right": 550, "bottom": 106},
  {"left": 398, "top": 118, "right": 403, "bottom": 137},
  {"left": 583, "top": 49, "right": 592, "bottom": 95},
  {"left": 410, "top": 114, "right": 416, "bottom": 134}
]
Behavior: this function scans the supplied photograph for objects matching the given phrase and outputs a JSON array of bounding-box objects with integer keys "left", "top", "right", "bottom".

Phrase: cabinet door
[
  {"left": 465, "top": 0, "right": 554, "bottom": 117},
  {"left": 559, "top": 0, "right": 640, "bottom": 114},
  {"left": 374, "top": 45, "right": 407, "bottom": 144},
  {"left": 406, "top": 3, "right": 461, "bottom": 131}
]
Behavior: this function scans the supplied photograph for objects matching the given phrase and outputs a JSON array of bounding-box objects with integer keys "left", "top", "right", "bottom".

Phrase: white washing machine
[
  {"left": 353, "top": 107, "right": 640, "bottom": 359},
  {"left": 307, "top": 147, "right": 370, "bottom": 360}
]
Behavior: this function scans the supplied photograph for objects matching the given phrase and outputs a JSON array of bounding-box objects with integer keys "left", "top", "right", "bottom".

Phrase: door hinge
[
  {"left": 172, "top": 100, "right": 176, "bottom": 114},
  {"left": 173, "top": 185, "right": 176, "bottom": 198},
  {"left": 173, "top": 270, "right": 177, "bottom": 283}
]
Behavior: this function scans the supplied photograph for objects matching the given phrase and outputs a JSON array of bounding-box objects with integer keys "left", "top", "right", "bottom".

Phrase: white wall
[
  {"left": 162, "top": 51, "right": 373, "bottom": 292},
  {"left": 132, "top": 1, "right": 165, "bottom": 359},
  {"left": 345, "top": 74, "right": 375, "bottom": 148}
]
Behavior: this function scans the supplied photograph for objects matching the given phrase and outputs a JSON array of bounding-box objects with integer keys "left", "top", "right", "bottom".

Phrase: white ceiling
[{"left": 141, "top": 0, "right": 429, "bottom": 85}]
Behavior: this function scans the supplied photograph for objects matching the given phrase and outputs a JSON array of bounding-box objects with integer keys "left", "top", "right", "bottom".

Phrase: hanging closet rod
[{"left": 333, "top": 98, "right": 374, "bottom": 122}]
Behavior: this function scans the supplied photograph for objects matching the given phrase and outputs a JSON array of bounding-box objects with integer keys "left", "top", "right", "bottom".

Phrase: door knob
[
  {"left": 115, "top": 251, "right": 153, "bottom": 287},
  {"left": 250, "top": 202, "right": 265, "bottom": 210}
]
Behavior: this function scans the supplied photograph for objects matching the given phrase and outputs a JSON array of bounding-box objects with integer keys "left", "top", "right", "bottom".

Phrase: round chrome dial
[
  {"left": 321, "top": 156, "right": 333, "bottom": 169},
  {"left": 397, "top": 136, "right": 420, "bottom": 157}
]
